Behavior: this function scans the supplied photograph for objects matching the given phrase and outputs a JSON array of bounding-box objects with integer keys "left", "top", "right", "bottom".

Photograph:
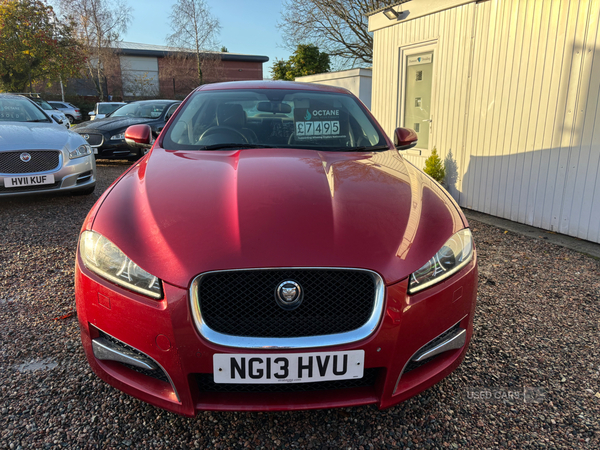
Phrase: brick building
[{"left": 69, "top": 42, "right": 269, "bottom": 100}]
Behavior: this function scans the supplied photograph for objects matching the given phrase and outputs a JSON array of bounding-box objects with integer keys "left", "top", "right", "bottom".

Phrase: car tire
[{"left": 66, "top": 115, "right": 74, "bottom": 124}]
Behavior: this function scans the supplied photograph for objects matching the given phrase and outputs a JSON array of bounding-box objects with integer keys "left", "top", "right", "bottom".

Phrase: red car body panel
[
  {"left": 75, "top": 81, "right": 477, "bottom": 416},
  {"left": 91, "top": 148, "right": 464, "bottom": 288}
]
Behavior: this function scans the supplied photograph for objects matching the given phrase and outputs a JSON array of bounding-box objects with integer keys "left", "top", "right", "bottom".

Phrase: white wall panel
[
  {"left": 120, "top": 55, "right": 159, "bottom": 97},
  {"left": 370, "top": 0, "right": 600, "bottom": 243}
]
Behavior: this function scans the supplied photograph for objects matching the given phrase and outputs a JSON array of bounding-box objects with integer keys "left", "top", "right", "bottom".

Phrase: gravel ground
[{"left": 1, "top": 160, "right": 599, "bottom": 449}]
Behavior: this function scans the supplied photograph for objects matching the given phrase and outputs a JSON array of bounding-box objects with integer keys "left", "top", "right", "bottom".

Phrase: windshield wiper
[
  {"left": 26, "top": 119, "right": 50, "bottom": 122},
  {"left": 198, "top": 143, "right": 275, "bottom": 150}
]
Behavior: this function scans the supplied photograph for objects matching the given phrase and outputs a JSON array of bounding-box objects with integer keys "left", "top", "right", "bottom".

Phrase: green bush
[{"left": 423, "top": 148, "right": 446, "bottom": 185}]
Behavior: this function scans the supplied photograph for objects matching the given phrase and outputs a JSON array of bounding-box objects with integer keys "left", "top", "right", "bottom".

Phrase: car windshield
[
  {"left": 0, "top": 97, "right": 50, "bottom": 123},
  {"left": 97, "top": 103, "right": 125, "bottom": 114},
  {"left": 111, "top": 102, "right": 167, "bottom": 119},
  {"left": 31, "top": 99, "right": 55, "bottom": 111},
  {"left": 162, "top": 89, "right": 387, "bottom": 151}
]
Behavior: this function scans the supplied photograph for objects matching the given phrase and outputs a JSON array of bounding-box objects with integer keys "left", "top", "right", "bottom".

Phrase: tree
[
  {"left": 0, "top": 0, "right": 84, "bottom": 92},
  {"left": 159, "top": 51, "right": 224, "bottom": 98},
  {"left": 167, "top": 0, "right": 220, "bottom": 86},
  {"left": 279, "top": 0, "right": 396, "bottom": 68},
  {"left": 423, "top": 148, "right": 446, "bottom": 185},
  {"left": 55, "top": 0, "right": 131, "bottom": 100},
  {"left": 271, "top": 44, "right": 330, "bottom": 81}
]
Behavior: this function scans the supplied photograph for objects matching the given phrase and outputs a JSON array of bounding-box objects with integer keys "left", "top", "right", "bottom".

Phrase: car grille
[
  {"left": 78, "top": 132, "right": 103, "bottom": 146},
  {"left": 197, "top": 269, "right": 376, "bottom": 338},
  {"left": 195, "top": 368, "right": 379, "bottom": 393},
  {"left": 0, "top": 151, "right": 60, "bottom": 174}
]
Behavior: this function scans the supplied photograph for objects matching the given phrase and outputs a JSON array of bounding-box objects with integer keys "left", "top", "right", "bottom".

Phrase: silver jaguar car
[{"left": 0, "top": 94, "right": 96, "bottom": 197}]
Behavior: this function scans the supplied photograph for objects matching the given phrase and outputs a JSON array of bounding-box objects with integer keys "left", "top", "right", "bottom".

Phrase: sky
[{"left": 123, "top": 0, "right": 291, "bottom": 78}]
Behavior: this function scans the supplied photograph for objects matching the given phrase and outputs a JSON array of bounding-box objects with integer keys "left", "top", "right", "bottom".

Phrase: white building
[{"left": 368, "top": 0, "right": 600, "bottom": 244}]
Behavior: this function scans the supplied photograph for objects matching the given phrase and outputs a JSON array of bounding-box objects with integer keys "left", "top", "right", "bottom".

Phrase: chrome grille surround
[
  {"left": 0, "top": 150, "right": 61, "bottom": 174},
  {"left": 189, "top": 267, "right": 385, "bottom": 349}
]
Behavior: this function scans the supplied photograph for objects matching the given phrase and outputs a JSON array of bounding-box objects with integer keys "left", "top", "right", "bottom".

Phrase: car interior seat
[{"left": 216, "top": 104, "right": 258, "bottom": 143}]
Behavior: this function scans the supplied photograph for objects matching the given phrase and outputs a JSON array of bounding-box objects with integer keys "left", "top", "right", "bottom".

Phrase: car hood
[
  {"left": 91, "top": 147, "right": 466, "bottom": 287},
  {"left": 0, "top": 122, "right": 77, "bottom": 150},
  {"left": 73, "top": 116, "right": 155, "bottom": 132}
]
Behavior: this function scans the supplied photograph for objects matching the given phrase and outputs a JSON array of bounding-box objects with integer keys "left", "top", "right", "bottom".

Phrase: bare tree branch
[
  {"left": 166, "top": 0, "right": 220, "bottom": 86},
  {"left": 279, "top": 0, "right": 397, "bottom": 68},
  {"left": 55, "top": 0, "right": 131, "bottom": 99}
]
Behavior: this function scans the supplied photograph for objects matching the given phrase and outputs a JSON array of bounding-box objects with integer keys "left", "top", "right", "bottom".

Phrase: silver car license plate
[
  {"left": 213, "top": 350, "right": 364, "bottom": 384},
  {"left": 4, "top": 174, "right": 55, "bottom": 188}
]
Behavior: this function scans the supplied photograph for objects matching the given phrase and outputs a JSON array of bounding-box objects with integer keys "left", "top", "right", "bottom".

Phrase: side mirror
[
  {"left": 125, "top": 124, "right": 154, "bottom": 149},
  {"left": 51, "top": 114, "right": 64, "bottom": 125},
  {"left": 394, "top": 127, "right": 418, "bottom": 150}
]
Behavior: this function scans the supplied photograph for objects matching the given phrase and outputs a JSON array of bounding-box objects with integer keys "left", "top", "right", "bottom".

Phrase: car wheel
[{"left": 66, "top": 115, "right": 74, "bottom": 124}]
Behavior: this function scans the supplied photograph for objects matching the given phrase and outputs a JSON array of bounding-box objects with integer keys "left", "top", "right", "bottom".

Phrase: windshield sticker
[{"left": 294, "top": 108, "right": 347, "bottom": 141}]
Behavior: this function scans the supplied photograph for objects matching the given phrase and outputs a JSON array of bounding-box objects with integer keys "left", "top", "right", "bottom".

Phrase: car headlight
[
  {"left": 69, "top": 144, "right": 92, "bottom": 159},
  {"left": 79, "top": 230, "right": 163, "bottom": 299},
  {"left": 110, "top": 133, "right": 125, "bottom": 140},
  {"left": 408, "top": 229, "right": 473, "bottom": 294}
]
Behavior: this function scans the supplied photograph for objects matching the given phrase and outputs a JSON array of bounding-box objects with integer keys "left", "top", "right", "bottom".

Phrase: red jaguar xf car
[{"left": 75, "top": 81, "right": 477, "bottom": 416}]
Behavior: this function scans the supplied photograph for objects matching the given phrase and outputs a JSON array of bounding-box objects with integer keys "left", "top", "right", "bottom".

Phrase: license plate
[
  {"left": 213, "top": 350, "right": 364, "bottom": 384},
  {"left": 4, "top": 174, "right": 55, "bottom": 188}
]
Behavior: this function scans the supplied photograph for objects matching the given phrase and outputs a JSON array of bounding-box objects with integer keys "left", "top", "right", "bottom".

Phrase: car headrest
[
  {"left": 138, "top": 106, "right": 153, "bottom": 117},
  {"left": 217, "top": 104, "right": 246, "bottom": 128}
]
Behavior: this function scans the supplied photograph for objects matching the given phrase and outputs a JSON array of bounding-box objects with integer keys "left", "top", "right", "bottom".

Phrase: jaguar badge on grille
[
  {"left": 275, "top": 280, "right": 303, "bottom": 310},
  {"left": 20, "top": 152, "right": 31, "bottom": 162}
]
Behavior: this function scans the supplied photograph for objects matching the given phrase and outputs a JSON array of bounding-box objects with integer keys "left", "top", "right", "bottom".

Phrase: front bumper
[
  {"left": 94, "top": 140, "right": 139, "bottom": 159},
  {"left": 0, "top": 155, "right": 96, "bottom": 197},
  {"left": 75, "top": 256, "right": 477, "bottom": 416},
  {"left": 74, "top": 131, "right": 139, "bottom": 159}
]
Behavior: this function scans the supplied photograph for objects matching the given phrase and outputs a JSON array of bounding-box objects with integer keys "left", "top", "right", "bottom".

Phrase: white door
[{"left": 398, "top": 42, "right": 437, "bottom": 153}]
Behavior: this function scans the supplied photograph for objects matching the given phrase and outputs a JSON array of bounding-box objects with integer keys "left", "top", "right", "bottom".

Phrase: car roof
[
  {"left": 196, "top": 80, "right": 352, "bottom": 95},
  {"left": 0, "top": 93, "right": 26, "bottom": 99},
  {"left": 125, "top": 99, "right": 179, "bottom": 104}
]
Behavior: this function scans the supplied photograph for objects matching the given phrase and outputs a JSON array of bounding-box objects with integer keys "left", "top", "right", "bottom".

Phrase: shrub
[{"left": 423, "top": 148, "right": 446, "bottom": 185}]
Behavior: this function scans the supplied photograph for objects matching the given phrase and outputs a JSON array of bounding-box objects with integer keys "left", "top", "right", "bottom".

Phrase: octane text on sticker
[
  {"left": 5, "top": 174, "right": 55, "bottom": 188},
  {"left": 213, "top": 350, "right": 364, "bottom": 384}
]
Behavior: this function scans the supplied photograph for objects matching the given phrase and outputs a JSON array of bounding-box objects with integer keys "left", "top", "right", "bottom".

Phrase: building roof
[
  {"left": 365, "top": 0, "right": 411, "bottom": 17},
  {"left": 115, "top": 42, "right": 269, "bottom": 63}
]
